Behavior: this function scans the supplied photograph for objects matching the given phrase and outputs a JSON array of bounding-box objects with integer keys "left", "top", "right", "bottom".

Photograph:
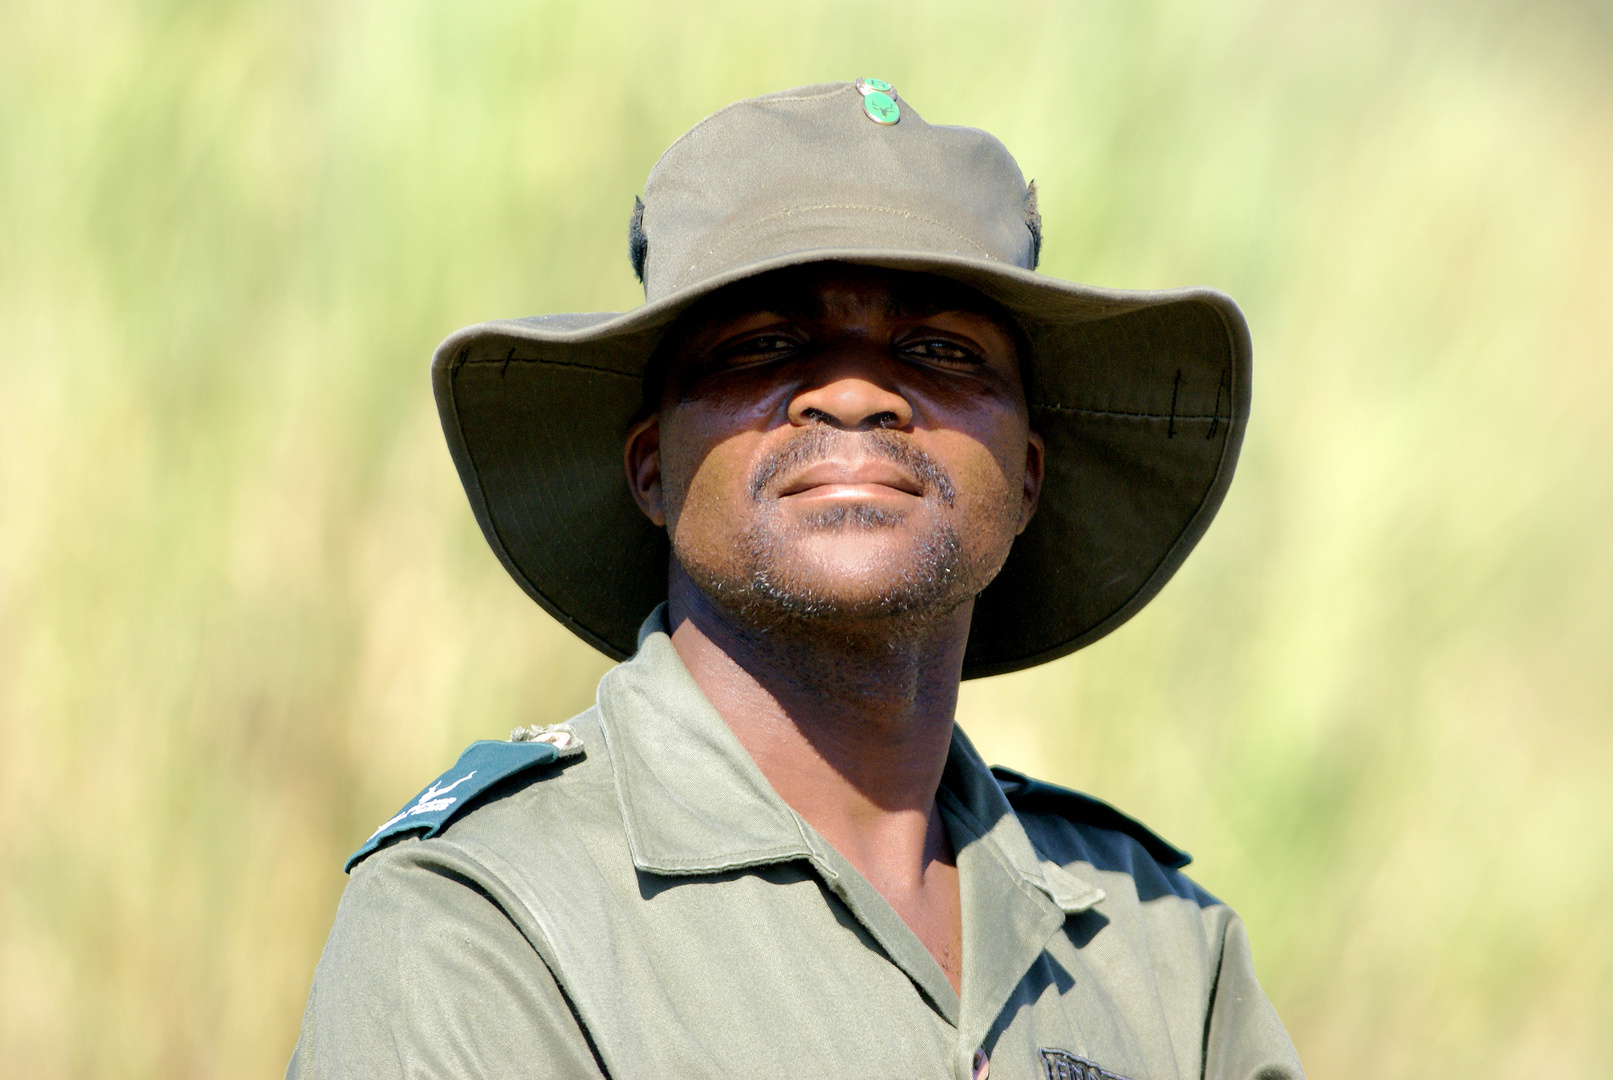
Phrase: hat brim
[{"left": 432, "top": 248, "right": 1249, "bottom": 679}]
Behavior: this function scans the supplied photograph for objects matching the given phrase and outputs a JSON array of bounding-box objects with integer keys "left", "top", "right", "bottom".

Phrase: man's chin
[
  {"left": 754, "top": 577, "right": 955, "bottom": 621},
  {"left": 680, "top": 522, "right": 976, "bottom": 630},
  {"left": 711, "top": 584, "right": 970, "bottom": 635},
  {"left": 784, "top": 530, "right": 941, "bottom": 574}
]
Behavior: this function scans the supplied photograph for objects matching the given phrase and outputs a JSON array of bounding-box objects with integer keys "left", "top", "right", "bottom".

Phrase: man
[{"left": 289, "top": 82, "right": 1302, "bottom": 1080}]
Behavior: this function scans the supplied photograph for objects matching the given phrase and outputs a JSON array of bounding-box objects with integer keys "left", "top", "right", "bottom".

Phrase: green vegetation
[{"left": 2, "top": 1, "right": 1609, "bottom": 1075}]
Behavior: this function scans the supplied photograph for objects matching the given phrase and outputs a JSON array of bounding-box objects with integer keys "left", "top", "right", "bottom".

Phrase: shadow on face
[{"left": 623, "top": 262, "right": 1045, "bottom": 631}]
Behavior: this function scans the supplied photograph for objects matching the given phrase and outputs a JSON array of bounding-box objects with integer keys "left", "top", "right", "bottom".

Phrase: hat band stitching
[
  {"left": 686, "top": 204, "right": 1001, "bottom": 280},
  {"left": 1033, "top": 404, "right": 1230, "bottom": 421},
  {"left": 457, "top": 356, "right": 640, "bottom": 377}
]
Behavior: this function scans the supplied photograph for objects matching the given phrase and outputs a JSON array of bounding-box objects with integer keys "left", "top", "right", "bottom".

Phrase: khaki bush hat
[{"left": 431, "top": 81, "right": 1250, "bottom": 679}]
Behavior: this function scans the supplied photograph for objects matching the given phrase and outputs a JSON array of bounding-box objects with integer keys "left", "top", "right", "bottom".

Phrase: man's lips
[
  {"left": 775, "top": 459, "right": 926, "bottom": 499},
  {"left": 746, "top": 427, "right": 957, "bottom": 506}
]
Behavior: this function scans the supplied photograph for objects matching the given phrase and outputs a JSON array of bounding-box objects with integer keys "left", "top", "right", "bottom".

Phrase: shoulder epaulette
[
  {"left": 346, "top": 726, "right": 584, "bottom": 872},
  {"left": 991, "top": 765, "right": 1192, "bottom": 870}
]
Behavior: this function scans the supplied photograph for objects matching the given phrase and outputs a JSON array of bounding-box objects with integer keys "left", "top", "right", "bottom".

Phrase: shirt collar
[
  {"left": 598, "top": 604, "right": 1103, "bottom": 916},
  {"left": 939, "top": 727, "right": 1107, "bottom": 915},
  {"left": 598, "top": 606, "right": 822, "bottom": 876}
]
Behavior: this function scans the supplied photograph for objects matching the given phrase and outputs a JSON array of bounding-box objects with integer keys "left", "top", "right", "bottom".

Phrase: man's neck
[
  {"left": 665, "top": 565, "right": 969, "bottom": 821},
  {"left": 664, "top": 565, "right": 970, "bottom": 991}
]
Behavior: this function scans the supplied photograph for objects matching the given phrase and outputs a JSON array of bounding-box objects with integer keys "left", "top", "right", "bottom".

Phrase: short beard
[
  {"left": 752, "top": 507, "right": 967, "bottom": 616},
  {"left": 679, "top": 511, "right": 975, "bottom": 645},
  {"left": 670, "top": 426, "right": 1013, "bottom": 649},
  {"left": 679, "top": 455, "right": 983, "bottom": 641}
]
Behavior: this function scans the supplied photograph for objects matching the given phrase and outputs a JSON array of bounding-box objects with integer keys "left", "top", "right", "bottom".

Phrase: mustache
[{"left": 747, "top": 426, "right": 957, "bottom": 506}]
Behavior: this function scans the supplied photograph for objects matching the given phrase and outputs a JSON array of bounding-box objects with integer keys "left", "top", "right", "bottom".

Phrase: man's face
[{"left": 625, "top": 263, "right": 1044, "bottom": 630}]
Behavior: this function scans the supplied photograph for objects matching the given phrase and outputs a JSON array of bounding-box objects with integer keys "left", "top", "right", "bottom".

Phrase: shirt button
[{"left": 971, "top": 1047, "right": 990, "bottom": 1080}]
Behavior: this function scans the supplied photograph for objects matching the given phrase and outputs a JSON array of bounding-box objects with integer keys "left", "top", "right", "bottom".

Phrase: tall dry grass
[{"left": 1, "top": 1, "right": 1609, "bottom": 1076}]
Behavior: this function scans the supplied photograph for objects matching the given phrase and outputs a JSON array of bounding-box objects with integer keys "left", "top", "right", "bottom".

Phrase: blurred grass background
[{"left": 2, "top": 0, "right": 1610, "bottom": 1076}]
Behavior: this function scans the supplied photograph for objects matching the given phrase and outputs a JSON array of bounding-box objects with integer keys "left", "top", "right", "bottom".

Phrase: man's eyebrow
[
  {"left": 883, "top": 291, "right": 966, "bottom": 320},
  {"left": 694, "top": 289, "right": 815, "bottom": 327}
]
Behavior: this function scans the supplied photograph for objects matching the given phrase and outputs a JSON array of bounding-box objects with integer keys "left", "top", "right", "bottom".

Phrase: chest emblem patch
[{"left": 1039, "top": 1048, "right": 1132, "bottom": 1080}]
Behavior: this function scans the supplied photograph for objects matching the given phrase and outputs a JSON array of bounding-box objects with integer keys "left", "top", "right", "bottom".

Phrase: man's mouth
[
  {"left": 775, "top": 460, "right": 926, "bottom": 500},
  {"left": 748, "top": 427, "right": 957, "bottom": 506}
]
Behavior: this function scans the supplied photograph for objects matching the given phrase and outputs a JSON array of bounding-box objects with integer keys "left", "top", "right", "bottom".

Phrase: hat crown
[{"left": 636, "top": 83, "right": 1038, "bottom": 300}]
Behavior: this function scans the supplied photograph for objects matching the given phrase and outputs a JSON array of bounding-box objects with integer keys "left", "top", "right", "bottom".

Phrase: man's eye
[
  {"left": 717, "top": 334, "right": 803, "bottom": 364},
  {"left": 902, "top": 339, "right": 982, "bottom": 366}
]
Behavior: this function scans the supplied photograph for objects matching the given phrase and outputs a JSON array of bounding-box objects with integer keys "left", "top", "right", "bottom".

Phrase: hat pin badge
[{"left": 854, "top": 77, "right": 900, "bottom": 125}]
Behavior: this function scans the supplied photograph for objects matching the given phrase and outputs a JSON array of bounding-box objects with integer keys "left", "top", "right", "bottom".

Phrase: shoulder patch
[
  {"left": 346, "top": 726, "right": 584, "bottom": 872},
  {"left": 991, "top": 765, "right": 1192, "bottom": 870}
]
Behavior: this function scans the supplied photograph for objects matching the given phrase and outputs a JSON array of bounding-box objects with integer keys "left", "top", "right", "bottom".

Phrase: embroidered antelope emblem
[{"left": 366, "top": 770, "right": 478, "bottom": 840}]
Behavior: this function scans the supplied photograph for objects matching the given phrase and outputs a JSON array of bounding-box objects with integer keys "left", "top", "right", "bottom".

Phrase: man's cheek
[
  {"left": 666, "top": 442, "right": 754, "bottom": 548},
  {"left": 952, "top": 450, "right": 1027, "bottom": 545},
  {"left": 655, "top": 413, "right": 717, "bottom": 525}
]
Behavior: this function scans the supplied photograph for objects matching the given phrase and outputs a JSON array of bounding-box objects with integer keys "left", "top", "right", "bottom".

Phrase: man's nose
[{"left": 786, "top": 351, "right": 914, "bottom": 431}]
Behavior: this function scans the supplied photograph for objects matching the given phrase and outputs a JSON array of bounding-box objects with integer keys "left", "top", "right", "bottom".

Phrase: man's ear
[
  {"left": 1016, "top": 429, "right": 1045, "bottom": 535},
  {"left": 623, "top": 414, "right": 666, "bottom": 527}
]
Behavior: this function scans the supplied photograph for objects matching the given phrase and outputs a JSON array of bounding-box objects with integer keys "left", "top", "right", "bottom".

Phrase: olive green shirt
[{"left": 289, "top": 613, "right": 1302, "bottom": 1080}]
